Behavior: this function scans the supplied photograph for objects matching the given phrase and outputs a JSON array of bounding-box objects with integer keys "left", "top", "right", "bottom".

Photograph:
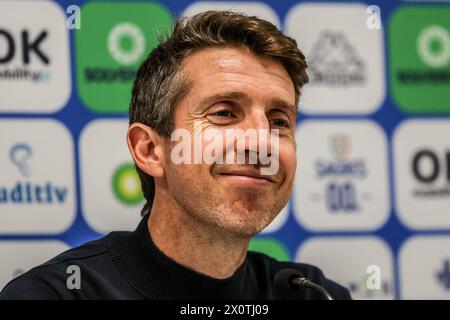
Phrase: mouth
[{"left": 217, "top": 168, "right": 276, "bottom": 184}]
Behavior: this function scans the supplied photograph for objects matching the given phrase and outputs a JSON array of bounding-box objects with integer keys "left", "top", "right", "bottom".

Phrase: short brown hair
[{"left": 129, "top": 10, "right": 308, "bottom": 216}]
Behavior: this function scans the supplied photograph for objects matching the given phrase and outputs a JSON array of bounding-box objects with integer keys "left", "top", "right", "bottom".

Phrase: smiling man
[{"left": 0, "top": 11, "right": 350, "bottom": 300}]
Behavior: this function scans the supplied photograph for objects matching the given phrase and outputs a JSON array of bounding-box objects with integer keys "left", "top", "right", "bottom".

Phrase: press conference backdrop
[{"left": 1, "top": 0, "right": 449, "bottom": 300}]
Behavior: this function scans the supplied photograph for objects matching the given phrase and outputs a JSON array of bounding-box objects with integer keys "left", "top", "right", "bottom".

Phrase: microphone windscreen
[{"left": 274, "top": 268, "right": 305, "bottom": 292}]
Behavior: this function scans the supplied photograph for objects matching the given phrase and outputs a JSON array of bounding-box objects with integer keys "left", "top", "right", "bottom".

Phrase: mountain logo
[{"left": 308, "top": 30, "right": 366, "bottom": 86}]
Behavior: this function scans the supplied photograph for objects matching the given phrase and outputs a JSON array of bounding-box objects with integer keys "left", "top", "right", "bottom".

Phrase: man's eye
[
  {"left": 272, "top": 118, "right": 289, "bottom": 127},
  {"left": 211, "top": 110, "right": 233, "bottom": 117}
]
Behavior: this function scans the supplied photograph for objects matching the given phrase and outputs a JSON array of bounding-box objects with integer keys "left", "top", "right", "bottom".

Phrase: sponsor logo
[
  {"left": 285, "top": 3, "right": 384, "bottom": 114},
  {"left": 411, "top": 149, "right": 450, "bottom": 198},
  {"left": 0, "top": 143, "right": 68, "bottom": 205},
  {"left": 393, "top": 120, "right": 450, "bottom": 229},
  {"left": 0, "top": 120, "right": 75, "bottom": 234},
  {"left": 316, "top": 133, "right": 366, "bottom": 213},
  {"left": 389, "top": 7, "right": 450, "bottom": 112},
  {"left": 297, "top": 237, "right": 395, "bottom": 300},
  {"left": 308, "top": 31, "right": 366, "bottom": 87},
  {"left": 75, "top": 2, "right": 172, "bottom": 113},
  {"left": 112, "top": 162, "right": 144, "bottom": 206},
  {"left": 293, "top": 121, "right": 389, "bottom": 231},
  {"left": 395, "top": 24, "right": 450, "bottom": 85},
  {"left": 0, "top": 1, "right": 70, "bottom": 112},
  {"left": 400, "top": 236, "right": 450, "bottom": 299},
  {"left": 418, "top": 25, "right": 450, "bottom": 68},
  {"left": 0, "top": 29, "right": 51, "bottom": 82},
  {"left": 107, "top": 22, "right": 145, "bottom": 66}
]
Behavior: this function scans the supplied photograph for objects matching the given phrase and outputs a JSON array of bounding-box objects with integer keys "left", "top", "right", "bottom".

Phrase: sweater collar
[{"left": 107, "top": 213, "right": 252, "bottom": 299}]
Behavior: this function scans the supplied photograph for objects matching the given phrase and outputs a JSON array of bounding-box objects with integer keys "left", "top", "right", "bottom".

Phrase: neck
[{"left": 148, "top": 188, "right": 249, "bottom": 279}]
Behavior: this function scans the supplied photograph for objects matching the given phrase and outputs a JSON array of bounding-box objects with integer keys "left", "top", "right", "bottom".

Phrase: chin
[
  {"left": 226, "top": 213, "right": 273, "bottom": 238},
  {"left": 212, "top": 200, "right": 276, "bottom": 236},
  {"left": 224, "top": 224, "right": 263, "bottom": 238}
]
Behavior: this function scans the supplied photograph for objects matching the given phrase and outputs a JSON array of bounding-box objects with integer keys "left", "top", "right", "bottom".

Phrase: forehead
[{"left": 181, "top": 47, "right": 295, "bottom": 104}]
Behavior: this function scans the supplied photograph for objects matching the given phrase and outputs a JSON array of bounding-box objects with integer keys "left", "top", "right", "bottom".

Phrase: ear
[{"left": 127, "top": 123, "right": 165, "bottom": 178}]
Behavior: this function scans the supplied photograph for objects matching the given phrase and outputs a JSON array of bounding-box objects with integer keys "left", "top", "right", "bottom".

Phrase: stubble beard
[{"left": 165, "top": 163, "right": 290, "bottom": 239}]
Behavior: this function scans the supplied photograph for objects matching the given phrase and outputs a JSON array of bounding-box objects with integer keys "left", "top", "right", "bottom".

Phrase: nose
[{"left": 227, "top": 109, "right": 274, "bottom": 164}]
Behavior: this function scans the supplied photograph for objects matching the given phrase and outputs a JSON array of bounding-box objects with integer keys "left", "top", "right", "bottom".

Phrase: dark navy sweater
[{"left": 0, "top": 214, "right": 351, "bottom": 300}]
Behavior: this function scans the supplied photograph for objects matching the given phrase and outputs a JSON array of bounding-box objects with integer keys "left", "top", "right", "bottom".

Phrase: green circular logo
[
  {"left": 417, "top": 25, "right": 450, "bottom": 68},
  {"left": 107, "top": 22, "right": 146, "bottom": 65},
  {"left": 112, "top": 163, "right": 144, "bottom": 205}
]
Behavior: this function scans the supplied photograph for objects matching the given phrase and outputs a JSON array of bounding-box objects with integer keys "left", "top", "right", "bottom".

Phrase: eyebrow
[
  {"left": 198, "top": 91, "right": 250, "bottom": 111},
  {"left": 270, "top": 98, "right": 297, "bottom": 116},
  {"left": 197, "top": 91, "right": 296, "bottom": 115}
]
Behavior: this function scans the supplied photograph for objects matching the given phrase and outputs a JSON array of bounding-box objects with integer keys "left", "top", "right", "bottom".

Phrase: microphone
[{"left": 274, "top": 268, "right": 334, "bottom": 300}]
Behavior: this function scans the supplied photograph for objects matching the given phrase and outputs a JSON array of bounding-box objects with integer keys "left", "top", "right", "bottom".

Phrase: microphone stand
[{"left": 291, "top": 276, "right": 334, "bottom": 300}]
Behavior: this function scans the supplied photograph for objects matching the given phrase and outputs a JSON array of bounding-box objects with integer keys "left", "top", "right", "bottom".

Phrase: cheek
[
  {"left": 166, "top": 134, "right": 214, "bottom": 182},
  {"left": 279, "top": 142, "right": 297, "bottom": 180}
]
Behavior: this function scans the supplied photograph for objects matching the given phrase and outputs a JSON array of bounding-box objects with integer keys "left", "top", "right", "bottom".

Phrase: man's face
[{"left": 161, "top": 47, "right": 297, "bottom": 238}]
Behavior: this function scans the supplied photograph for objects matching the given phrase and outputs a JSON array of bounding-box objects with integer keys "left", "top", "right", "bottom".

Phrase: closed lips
[{"left": 218, "top": 168, "right": 276, "bottom": 183}]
